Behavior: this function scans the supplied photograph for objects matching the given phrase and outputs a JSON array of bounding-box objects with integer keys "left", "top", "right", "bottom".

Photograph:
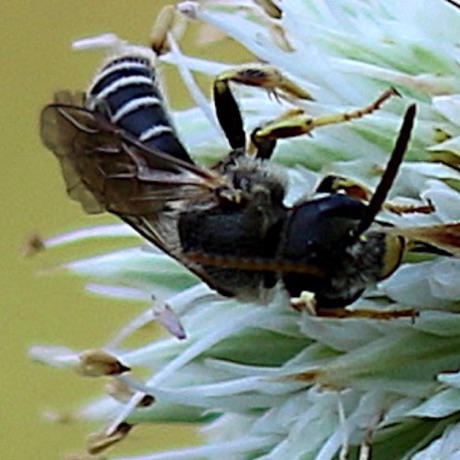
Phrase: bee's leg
[
  {"left": 383, "top": 201, "right": 435, "bottom": 215},
  {"left": 428, "top": 151, "right": 460, "bottom": 171},
  {"left": 251, "top": 87, "right": 400, "bottom": 159},
  {"left": 250, "top": 108, "right": 307, "bottom": 160},
  {"left": 291, "top": 291, "right": 417, "bottom": 320},
  {"left": 213, "top": 64, "right": 313, "bottom": 151},
  {"left": 316, "top": 175, "right": 435, "bottom": 215},
  {"left": 316, "top": 307, "right": 418, "bottom": 320},
  {"left": 316, "top": 175, "right": 372, "bottom": 201}
]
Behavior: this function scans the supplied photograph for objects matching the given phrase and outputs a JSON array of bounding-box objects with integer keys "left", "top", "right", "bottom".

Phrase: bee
[{"left": 40, "top": 34, "right": 459, "bottom": 318}]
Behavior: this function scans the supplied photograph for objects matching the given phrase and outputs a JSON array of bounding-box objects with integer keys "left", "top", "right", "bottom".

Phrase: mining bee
[{"left": 40, "top": 18, "right": 459, "bottom": 318}]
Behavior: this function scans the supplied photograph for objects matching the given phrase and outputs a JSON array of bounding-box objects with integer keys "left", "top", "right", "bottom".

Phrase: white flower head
[{"left": 32, "top": 1, "right": 460, "bottom": 459}]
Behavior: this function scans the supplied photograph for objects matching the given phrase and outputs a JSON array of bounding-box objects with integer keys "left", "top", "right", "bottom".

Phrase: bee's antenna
[
  {"left": 354, "top": 103, "right": 417, "bottom": 237},
  {"left": 444, "top": 0, "right": 460, "bottom": 10}
]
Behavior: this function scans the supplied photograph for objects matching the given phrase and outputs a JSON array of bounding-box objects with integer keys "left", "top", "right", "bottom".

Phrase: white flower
[{"left": 31, "top": 1, "right": 460, "bottom": 459}]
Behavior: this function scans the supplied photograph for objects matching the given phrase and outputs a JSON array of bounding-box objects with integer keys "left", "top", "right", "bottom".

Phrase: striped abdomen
[{"left": 86, "top": 54, "right": 192, "bottom": 163}]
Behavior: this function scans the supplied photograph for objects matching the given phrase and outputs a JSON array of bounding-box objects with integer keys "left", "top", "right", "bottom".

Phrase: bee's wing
[
  {"left": 40, "top": 91, "right": 239, "bottom": 292},
  {"left": 40, "top": 91, "right": 105, "bottom": 213},
  {"left": 40, "top": 91, "right": 230, "bottom": 216},
  {"left": 385, "top": 223, "right": 460, "bottom": 257},
  {"left": 119, "top": 212, "right": 237, "bottom": 296}
]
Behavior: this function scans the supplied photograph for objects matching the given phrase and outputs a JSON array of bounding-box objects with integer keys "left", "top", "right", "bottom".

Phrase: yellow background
[{"left": 1, "top": 1, "right": 237, "bottom": 458}]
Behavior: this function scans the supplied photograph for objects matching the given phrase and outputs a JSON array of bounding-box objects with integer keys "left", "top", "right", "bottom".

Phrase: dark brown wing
[
  {"left": 40, "top": 91, "right": 231, "bottom": 216},
  {"left": 41, "top": 91, "right": 105, "bottom": 213},
  {"left": 40, "top": 91, "right": 240, "bottom": 290}
]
